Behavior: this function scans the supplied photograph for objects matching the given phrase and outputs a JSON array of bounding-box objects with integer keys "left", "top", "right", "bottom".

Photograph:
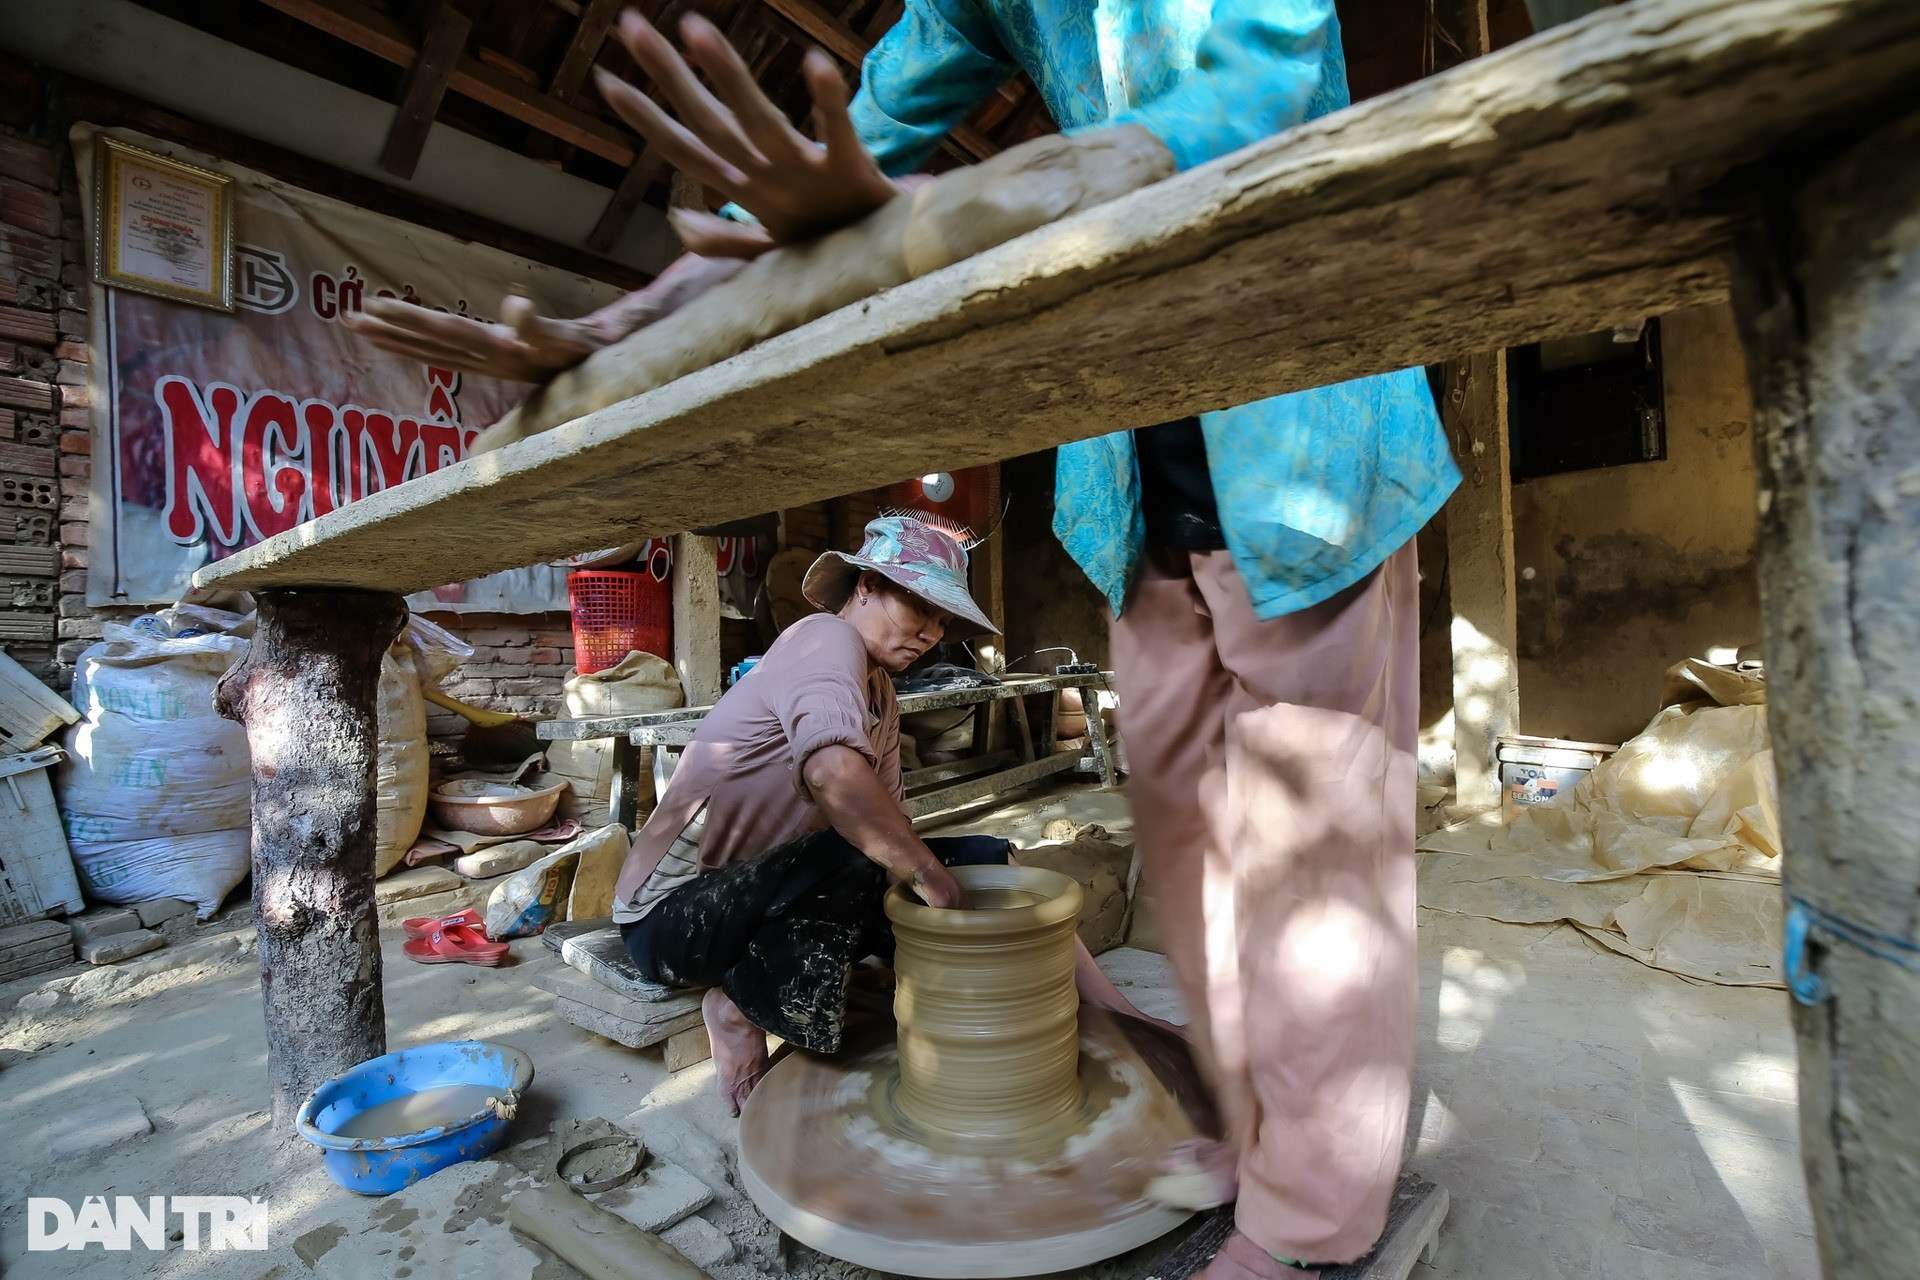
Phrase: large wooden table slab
[{"left": 195, "top": 0, "right": 1920, "bottom": 597}]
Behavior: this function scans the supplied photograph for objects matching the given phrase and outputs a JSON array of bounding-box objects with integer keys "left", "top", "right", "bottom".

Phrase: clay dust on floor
[{"left": 0, "top": 784, "right": 1813, "bottom": 1279}]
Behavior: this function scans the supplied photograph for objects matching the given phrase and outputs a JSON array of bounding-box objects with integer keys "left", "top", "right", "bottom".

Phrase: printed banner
[{"left": 78, "top": 126, "right": 625, "bottom": 610}]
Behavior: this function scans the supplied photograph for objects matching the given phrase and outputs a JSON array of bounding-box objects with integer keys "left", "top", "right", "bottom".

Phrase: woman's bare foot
[
  {"left": 1192, "top": 1230, "right": 1318, "bottom": 1280},
  {"left": 1146, "top": 1136, "right": 1240, "bottom": 1209},
  {"left": 702, "top": 988, "right": 769, "bottom": 1117}
]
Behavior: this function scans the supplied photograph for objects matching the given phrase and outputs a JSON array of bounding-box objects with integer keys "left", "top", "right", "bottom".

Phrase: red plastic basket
[{"left": 568, "top": 568, "right": 671, "bottom": 675}]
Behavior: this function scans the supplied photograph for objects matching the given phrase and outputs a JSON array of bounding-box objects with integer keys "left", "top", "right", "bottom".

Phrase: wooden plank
[
  {"left": 903, "top": 750, "right": 1014, "bottom": 790},
  {"left": 903, "top": 749, "right": 1080, "bottom": 819},
  {"left": 195, "top": 0, "right": 1920, "bottom": 595},
  {"left": 1143, "top": 1177, "right": 1446, "bottom": 1280},
  {"left": 587, "top": 150, "right": 670, "bottom": 253},
  {"left": 548, "top": 0, "right": 623, "bottom": 101},
  {"left": 1438, "top": 2, "right": 1516, "bottom": 815},
  {"left": 946, "top": 122, "right": 999, "bottom": 161},
  {"left": 1430, "top": 0, "right": 1493, "bottom": 74},
  {"left": 758, "top": 0, "right": 865, "bottom": 65},
  {"left": 534, "top": 674, "right": 1107, "bottom": 741},
  {"left": 258, "top": 0, "right": 641, "bottom": 165},
  {"left": 379, "top": 3, "right": 472, "bottom": 180},
  {"left": 671, "top": 533, "right": 724, "bottom": 707},
  {"left": 663, "top": 1023, "right": 712, "bottom": 1071}
]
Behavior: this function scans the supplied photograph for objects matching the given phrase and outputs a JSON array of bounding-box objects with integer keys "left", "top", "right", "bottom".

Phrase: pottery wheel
[{"left": 738, "top": 1006, "right": 1204, "bottom": 1278}]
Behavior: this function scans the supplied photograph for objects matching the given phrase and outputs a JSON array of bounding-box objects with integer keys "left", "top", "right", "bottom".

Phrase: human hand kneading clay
[
  {"left": 341, "top": 252, "right": 744, "bottom": 383},
  {"left": 596, "top": 10, "right": 904, "bottom": 256},
  {"left": 342, "top": 292, "right": 612, "bottom": 382}
]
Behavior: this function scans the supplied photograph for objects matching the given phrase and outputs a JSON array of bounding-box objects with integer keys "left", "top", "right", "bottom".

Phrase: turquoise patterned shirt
[{"left": 848, "top": 0, "right": 1461, "bottom": 619}]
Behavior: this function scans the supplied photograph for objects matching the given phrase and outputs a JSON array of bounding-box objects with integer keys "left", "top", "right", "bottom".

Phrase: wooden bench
[{"left": 536, "top": 670, "right": 1119, "bottom": 832}]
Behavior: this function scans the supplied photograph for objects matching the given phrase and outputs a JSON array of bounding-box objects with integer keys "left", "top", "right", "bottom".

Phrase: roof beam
[
  {"left": 379, "top": 3, "right": 471, "bottom": 178},
  {"left": 259, "top": 0, "right": 642, "bottom": 164},
  {"left": 547, "top": 0, "right": 623, "bottom": 101},
  {"left": 758, "top": 0, "right": 865, "bottom": 65},
  {"left": 589, "top": 148, "right": 671, "bottom": 251}
]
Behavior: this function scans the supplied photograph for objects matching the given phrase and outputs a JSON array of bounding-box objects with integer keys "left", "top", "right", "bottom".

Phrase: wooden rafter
[
  {"left": 588, "top": 148, "right": 671, "bottom": 251},
  {"left": 547, "top": 0, "right": 623, "bottom": 100},
  {"left": 379, "top": 3, "right": 472, "bottom": 179},
  {"left": 259, "top": 0, "right": 643, "bottom": 164},
  {"left": 255, "top": 0, "right": 1040, "bottom": 254},
  {"left": 758, "top": 0, "right": 866, "bottom": 65}
]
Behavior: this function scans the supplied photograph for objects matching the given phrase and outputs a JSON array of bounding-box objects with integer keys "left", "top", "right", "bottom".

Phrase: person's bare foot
[
  {"left": 1191, "top": 1230, "right": 1318, "bottom": 1280},
  {"left": 702, "top": 987, "right": 769, "bottom": 1117},
  {"left": 1146, "top": 1136, "right": 1240, "bottom": 1209}
]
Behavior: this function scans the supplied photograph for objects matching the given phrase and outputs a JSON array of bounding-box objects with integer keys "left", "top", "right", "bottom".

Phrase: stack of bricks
[
  {"left": 782, "top": 491, "right": 884, "bottom": 559},
  {"left": 423, "top": 611, "right": 576, "bottom": 734},
  {"left": 782, "top": 502, "right": 831, "bottom": 553},
  {"left": 0, "top": 128, "right": 87, "bottom": 684}
]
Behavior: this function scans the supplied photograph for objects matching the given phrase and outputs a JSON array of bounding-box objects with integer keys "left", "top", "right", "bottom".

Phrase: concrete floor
[{"left": 0, "top": 783, "right": 1816, "bottom": 1279}]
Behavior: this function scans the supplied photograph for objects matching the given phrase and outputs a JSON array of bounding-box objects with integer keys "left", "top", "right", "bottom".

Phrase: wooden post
[
  {"left": 970, "top": 470, "right": 1007, "bottom": 748},
  {"left": 1731, "top": 109, "right": 1920, "bottom": 1278},
  {"left": 378, "top": 3, "right": 470, "bottom": 180},
  {"left": 1429, "top": 0, "right": 1491, "bottom": 73},
  {"left": 1443, "top": 353, "right": 1518, "bottom": 813},
  {"left": 214, "top": 588, "right": 408, "bottom": 1134},
  {"left": 1434, "top": 0, "right": 1517, "bottom": 815},
  {"left": 672, "top": 533, "right": 724, "bottom": 707}
]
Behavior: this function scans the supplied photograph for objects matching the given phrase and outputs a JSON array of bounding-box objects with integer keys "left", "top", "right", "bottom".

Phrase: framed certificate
[{"left": 92, "top": 137, "right": 235, "bottom": 311}]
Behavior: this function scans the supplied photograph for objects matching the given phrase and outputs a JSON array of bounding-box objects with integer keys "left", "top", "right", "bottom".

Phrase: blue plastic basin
[{"left": 295, "top": 1040, "right": 534, "bottom": 1195}]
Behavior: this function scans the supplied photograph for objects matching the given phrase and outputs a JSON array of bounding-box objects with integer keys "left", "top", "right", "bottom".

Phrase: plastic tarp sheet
[{"left": 1419, "top": 660, "right": 1783, "bottom": 987}]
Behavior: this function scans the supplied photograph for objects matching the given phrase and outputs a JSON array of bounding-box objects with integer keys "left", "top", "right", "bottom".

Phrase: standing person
[{"left": 346, "top": 6, "right": 1460, "bottom": 1274}]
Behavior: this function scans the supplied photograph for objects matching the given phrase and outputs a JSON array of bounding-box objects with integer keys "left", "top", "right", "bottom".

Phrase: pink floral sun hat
[{"left": 802, "top": 515, "right": 998, "bottom": 638}]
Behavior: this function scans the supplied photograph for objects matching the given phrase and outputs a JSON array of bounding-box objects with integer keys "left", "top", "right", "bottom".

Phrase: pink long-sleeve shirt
[{"left": 611, "top": 614, "right": 903, "bottom": 921}]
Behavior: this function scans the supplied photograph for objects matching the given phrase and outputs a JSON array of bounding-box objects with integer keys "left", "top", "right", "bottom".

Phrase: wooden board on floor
[
  {"left": 663, "top": 1024, "right": 712, "bottom": 1072},
  {"left": 1145, "top": 1176, "right": 1447, "bottom": 1280},
  {"left": 195, "top": 0, "right": 1920, "bottom": 594}
]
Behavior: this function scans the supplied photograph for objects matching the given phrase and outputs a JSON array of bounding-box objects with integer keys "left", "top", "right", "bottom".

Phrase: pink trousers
[{"left": 1112, "top": 542, "right": 1419, "bottom": 1264}]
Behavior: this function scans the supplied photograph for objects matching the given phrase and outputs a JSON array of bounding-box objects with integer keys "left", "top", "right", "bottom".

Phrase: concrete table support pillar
[
  {"left": 215, "top": 588, "right": 408, "bottom": 1134},
  {"left": 1733, "top": 108, "right": 1920, "bottom": 1277}
]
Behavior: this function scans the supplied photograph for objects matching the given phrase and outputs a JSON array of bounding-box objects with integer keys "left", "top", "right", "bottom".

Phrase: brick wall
[
  {"left": 421, "top": 611, "right": 574, "bottom": 734},
  {"left": 782, "top": 502, "right": 830, "bottom": 553},
  {"left": 0, "top": 126, "right": 123, "bottom": 686}
]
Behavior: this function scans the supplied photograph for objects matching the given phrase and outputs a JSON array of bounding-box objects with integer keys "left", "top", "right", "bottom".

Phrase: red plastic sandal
[
  {"left": 402, "top": 924, "right": 510, "bottom": 967},
  {"left": 400, "top": 908, "right": 484, "bottom": 941}
]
